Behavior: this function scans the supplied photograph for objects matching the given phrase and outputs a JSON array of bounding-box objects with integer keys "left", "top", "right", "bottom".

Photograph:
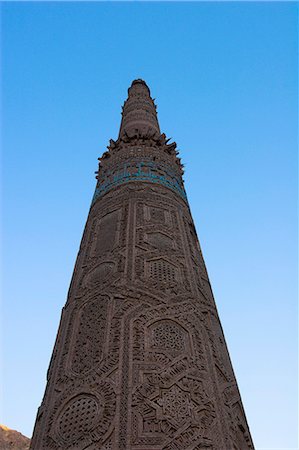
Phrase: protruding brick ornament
[{"left": 31, "top": 80, "right": 254, "bottom": 449}]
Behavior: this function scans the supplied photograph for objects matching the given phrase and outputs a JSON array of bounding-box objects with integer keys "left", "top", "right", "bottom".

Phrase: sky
[{"left": 1, "top": 2, "right": 298, "bottom": 449}]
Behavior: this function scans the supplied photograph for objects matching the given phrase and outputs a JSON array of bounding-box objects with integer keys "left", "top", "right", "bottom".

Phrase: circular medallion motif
[{"left": 57, "top": 394, "right": 101, "bottom": 443}]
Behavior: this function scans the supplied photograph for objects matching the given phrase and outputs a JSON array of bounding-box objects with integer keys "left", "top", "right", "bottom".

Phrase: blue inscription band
[{"left": 91, "top": 161, "right": 187, "bottom": 205}]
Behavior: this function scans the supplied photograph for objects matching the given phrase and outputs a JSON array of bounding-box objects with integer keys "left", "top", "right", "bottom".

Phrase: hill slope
[{"left": 0, "top": 424, "right": 30, "bottom": 450}]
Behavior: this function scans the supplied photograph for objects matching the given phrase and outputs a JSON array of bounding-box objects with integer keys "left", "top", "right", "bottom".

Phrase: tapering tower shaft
[{"left": 31, "top": 80, "right": 254, "bottom": 450}]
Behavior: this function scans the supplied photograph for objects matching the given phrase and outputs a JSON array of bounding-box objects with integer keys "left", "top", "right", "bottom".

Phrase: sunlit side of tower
[{"left": 31, "top": 80, "right": 254, "bottom": 449}]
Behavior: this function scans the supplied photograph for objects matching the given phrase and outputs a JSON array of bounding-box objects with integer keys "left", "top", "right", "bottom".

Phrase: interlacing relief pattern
[
  {"left": 128, "top": 301, "right": 223, "bottom": 449},
  {"left": 150, "top": 320, "right": 187, "bottom": 355},
  {"left": 134, "top": 200, "right": 192, "bottom": 297},
  {"left": 34, "top": 369, "right": 116, "bottom": 450},
  {"left": 161, "top": 384, "right": 192, "bottom": 425},
  {"left": 30, "top": 199, "right": 128, "bottom": 449},
  {"left": 32, "top": 187, "right": 253, "bottom": 449},
  {"left": 77, "top": 203, "right": 128, "bottom": 294},
  {"left": 69, "top": 296, "right": 109, "bottom": 375}
]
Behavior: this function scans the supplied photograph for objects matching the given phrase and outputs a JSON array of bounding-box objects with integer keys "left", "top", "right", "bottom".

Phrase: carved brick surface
[
  {"left": 30, "top": 79, "right": 254, "bottom": 449},
  {"left": 56, "top": 395, "right": 100, "bottom": 443},
  {"left": 69, "top": 296, "right": 109, "bottom": 374}
]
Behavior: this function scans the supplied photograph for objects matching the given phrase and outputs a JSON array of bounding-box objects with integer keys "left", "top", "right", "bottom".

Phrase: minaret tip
[
  {"left": 131, "top": 78, "right": 149, "bottom": 87},
  {"left": 128, "top": 79, "right": 151, "bottom": 96},
  {"left": 118, "top": 79, "right": 159, "bottom": 138}
]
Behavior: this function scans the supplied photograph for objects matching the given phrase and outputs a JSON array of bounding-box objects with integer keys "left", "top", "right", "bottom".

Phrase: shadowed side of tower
[{"left": 30, "top": 80, "right": 254, "bottom": 449}]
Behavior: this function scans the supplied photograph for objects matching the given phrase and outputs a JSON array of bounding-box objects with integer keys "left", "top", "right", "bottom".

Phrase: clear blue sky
[{"left": 2, "top": 2, "right": 298, "bottom": 448}]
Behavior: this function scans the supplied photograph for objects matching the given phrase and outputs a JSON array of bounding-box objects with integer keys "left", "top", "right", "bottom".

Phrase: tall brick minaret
[{"left": 31, "top": 79, "right": 254, "bottom": 449}]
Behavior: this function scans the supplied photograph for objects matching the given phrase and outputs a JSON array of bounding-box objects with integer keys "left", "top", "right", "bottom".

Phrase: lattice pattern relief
[
  {"left": 150, "top": 320, "right": 186, "bottom": 353},
  {"left": 70, "top": 297, "right": 108, "bottom": 374},
  {"left": 161, "top": 385, "right": 191, "bottom": 426},
  {"left": 148, "top": 259, "right": 176, "bottom": 283},
  {"left": 57, "top": 395, "right": 99, "bottom": 443}
]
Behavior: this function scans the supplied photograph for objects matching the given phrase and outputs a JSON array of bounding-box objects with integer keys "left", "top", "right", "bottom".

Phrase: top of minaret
[
  {"left": 118, "top": 79, "right": 160, "bottom": 139},
  {"left": 129, "top": 79, "right": 151, "bottom": 95}
]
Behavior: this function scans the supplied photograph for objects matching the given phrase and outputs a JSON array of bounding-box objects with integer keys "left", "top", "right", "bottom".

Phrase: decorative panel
[
  {"left": 149, "top": 206, "right": 166, "bottom": 223},
  {"left": 148, "top": 258, "right": 177, "bottom": 284},
  {"left": 92, "top": 161, "right": 187, "bottom": 204},
  {"left": 70, "top": 296, "right": 108, "bottom": 374},
  {"left": 160, "top": 384, "right": 192, "bottom": 426},
  {"left": 56, "top": 394, "right": 100, "bottom": 444},
  {"left": 149, "top": 320, "right": 188, "bottom": 355},
  {"left": 83, "top": 262, "right": 115, "bottom": 288},
  {"left": 95, "top": 210, "right": 120, "bottom": 255},
  {"left": 146, "top": 232, "right": 173, "bottom": 249}
]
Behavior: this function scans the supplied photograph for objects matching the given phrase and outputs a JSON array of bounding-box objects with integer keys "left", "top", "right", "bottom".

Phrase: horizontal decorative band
[{"left": 91, "top": 162, "right": 187, "bottom": 205}]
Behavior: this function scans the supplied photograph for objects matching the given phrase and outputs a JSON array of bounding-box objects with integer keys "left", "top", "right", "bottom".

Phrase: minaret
[{"left": 31, "top": 80, "right": 254, "bottom": 449}]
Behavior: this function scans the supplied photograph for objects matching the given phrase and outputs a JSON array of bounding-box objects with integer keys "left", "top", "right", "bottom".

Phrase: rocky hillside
[{"left": 0, "top": 424, "right": 30, "bottom": 450}]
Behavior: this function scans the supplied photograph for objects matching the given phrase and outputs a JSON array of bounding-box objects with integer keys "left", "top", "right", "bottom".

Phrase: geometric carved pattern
[
  {"left": 149, "top": 320, "right": 187, "bottom": 354},
  {"left": 148, "top": 258, "right": 176, "bottom": 283},
  {"left": 56, "top": 394, "right": 100, "bottom": 444},
  {"left": 161, "top": 384, "right": 191, "bottom": 426},
  {"left": 70, "top": 297, "right": 108, "bottom": 374},
  {"left": 128, "top": 300, "right": 218, "bottom": 449}
]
